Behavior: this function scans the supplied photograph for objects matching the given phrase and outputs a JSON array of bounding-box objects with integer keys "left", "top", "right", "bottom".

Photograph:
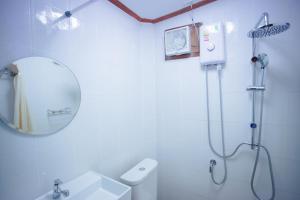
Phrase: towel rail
[{"left": 47, "top": 107, "right": 72, "bottom": 117}]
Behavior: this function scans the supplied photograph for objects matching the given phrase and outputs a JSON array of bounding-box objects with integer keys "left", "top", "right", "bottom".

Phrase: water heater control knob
[{"left": 207, "top": 42, "right": 215, "bottom": 52}]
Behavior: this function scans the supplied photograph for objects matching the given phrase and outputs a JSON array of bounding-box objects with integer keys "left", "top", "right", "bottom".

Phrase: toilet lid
[{"left": 120, "top": 158, "right": 158, "bottom": 186}]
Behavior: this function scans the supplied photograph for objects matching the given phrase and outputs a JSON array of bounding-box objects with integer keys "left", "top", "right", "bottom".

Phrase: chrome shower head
[{"left": 248, "top": 23, "right": 290, "bottom": 38}]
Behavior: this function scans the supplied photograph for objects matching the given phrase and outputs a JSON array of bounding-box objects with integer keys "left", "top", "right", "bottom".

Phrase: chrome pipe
[
  {"left": 254, "top": 12, "right": 269, "bottom": 29},
  {"left": 251, "top": 38, "right": 256, "bottom": 150},
  {"left": 70, "top": 0, "right": 98, "bottom": 15},
  {"left": 51, "top": 0, "right": 98, "bottom": 25},
  {"left": 263, "top": 12, "right": 269, "bottom": 26}
]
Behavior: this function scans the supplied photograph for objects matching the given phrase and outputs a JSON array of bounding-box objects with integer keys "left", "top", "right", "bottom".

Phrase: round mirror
[{"left": 0, "top": 57, "right": 81, "bottom": 136}]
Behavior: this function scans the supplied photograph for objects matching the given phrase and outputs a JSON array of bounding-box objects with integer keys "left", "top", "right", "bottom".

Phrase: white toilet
[{"left": 120, "top": 158, "right": 158, "bottom": 200}]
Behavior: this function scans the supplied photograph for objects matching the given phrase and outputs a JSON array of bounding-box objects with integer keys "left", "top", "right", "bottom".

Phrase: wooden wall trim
[{"left": 108, "top": 0, "right": 216, "bottom": 24}]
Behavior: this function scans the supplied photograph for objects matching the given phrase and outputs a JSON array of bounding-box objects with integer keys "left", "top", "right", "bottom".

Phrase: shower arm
[
  {"left": 51, "top": 0, "right": 98, "bottom": 24},
  {"left": 254, "top": 12, "right": 269, "bottom": 29}
]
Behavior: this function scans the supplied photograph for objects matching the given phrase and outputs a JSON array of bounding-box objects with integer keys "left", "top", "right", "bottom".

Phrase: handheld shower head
[{"left": 257, "top": 53, "right": 269, "bottom": 68}]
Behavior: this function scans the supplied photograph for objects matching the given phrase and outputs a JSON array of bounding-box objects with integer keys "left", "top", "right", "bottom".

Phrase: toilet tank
[{"left": 120, "top": 159, "right": 158, "bottom": 200}]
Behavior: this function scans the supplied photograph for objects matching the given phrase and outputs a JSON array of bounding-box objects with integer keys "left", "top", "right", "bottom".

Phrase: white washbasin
[{"left": 35, "top": 171, "right": 131, "bottom": 200}]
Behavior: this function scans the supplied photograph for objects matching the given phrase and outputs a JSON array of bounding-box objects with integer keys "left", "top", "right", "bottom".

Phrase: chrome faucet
[{"left": 52, "top": 179, "right": 70, "bottom": 199}]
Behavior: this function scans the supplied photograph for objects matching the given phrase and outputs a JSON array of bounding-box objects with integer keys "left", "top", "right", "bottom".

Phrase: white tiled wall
[
  {"left": 0, "top": 0, "right": 156, "bottom": 200},
  {"left": 1, "top": 0, "right": 299, "bottom": 200},
  {"left": 154, "top": 0, "right": 300, "bottom": 199}
]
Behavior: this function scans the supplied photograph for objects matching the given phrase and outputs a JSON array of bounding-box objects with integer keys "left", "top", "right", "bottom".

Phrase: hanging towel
[{"left": 13, "top": 73, "right": 33, "bottom": 133}]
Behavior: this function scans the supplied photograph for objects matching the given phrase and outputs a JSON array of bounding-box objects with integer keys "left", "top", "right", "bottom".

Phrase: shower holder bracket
[{"left": 246, "top": 86, "right": 265, "bottom": 91}]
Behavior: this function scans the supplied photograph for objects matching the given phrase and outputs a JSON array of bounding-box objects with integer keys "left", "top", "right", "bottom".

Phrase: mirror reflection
[{"left": 0, "top": 57, "right": 81, "bottom": 136}]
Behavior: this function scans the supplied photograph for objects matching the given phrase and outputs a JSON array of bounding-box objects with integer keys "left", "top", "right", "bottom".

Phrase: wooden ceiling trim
[
  {"left": 108, "top": 0, "right": 216, "bottom": 24},
  {"left": 108, "top": 0, "right": 143, "bottom": 22},
  {"left": 152, "top": 0, "right": 216, "bottom": 23}
]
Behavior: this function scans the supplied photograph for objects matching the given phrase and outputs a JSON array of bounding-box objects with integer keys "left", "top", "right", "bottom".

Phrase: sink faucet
[{"left": 52, "top": 179, "right": 70, "bottom": 199}]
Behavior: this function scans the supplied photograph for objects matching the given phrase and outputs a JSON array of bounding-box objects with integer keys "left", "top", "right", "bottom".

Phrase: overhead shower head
[
  {"left": 248, "top": 23, "right": 290, "bottom": 38},
  {"left": 247, "top": 12, "right": 290, "bottom": 38}
]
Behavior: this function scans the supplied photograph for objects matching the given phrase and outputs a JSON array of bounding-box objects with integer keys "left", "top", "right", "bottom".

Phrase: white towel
[{"left": 13, "top": 74, "right": 33, "bottom": 133}]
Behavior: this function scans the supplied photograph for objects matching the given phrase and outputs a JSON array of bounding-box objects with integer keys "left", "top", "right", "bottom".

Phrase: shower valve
[
  {"left": 250, "top": 123, "right": 257, "bottom": 129},
  {"left": 251, "top": 56, "right": 258, "bottom": 63}
]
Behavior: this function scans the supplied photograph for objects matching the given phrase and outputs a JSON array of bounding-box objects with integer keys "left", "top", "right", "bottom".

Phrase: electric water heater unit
[{"left": 200, "top": 22, "right": 226, "bottom": 66}]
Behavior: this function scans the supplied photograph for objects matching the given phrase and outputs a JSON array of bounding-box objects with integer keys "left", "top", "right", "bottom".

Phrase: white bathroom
[{"left": 0, "top": 0, "right": 299, "bottom": 200}]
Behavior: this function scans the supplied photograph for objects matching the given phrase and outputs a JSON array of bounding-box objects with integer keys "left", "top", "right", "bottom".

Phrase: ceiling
[
  {"left": 120, "top": 0, "right": 200, "bottom": 19},
  {"left": 108, "top": 0, "right": 216, "bottom": 23}
]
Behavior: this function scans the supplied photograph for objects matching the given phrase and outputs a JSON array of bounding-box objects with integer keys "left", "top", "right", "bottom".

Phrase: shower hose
[{"left": 205, "top": 65, "right": 275, "bottom": 200}]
